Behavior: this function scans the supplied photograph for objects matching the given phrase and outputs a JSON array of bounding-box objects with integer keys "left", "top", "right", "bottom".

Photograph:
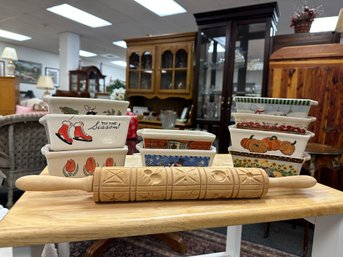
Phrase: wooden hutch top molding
[
  {"left": 125, "top": 32, "right": 196, "bottom": 46},
  {"left": 270, "top": 43, "right": 343, "bottom": 60},
  {"left": 194, "top": 2, "right": 279, "bottom": 26}
]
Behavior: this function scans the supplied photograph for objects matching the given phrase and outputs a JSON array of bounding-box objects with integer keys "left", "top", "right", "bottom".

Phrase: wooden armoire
[{"left": 268, "top": 44, "right": 343, "bottom": 148}]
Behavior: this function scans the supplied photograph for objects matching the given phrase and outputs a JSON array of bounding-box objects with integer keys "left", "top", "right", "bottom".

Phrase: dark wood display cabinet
[
  {"left": 125, "top": 32, "right": 196, "bottom": 128},
  {"left": 69, "top": 66, "right": 106, "bottom": 97},
  {"left": 192, "top": 2, "right": 279, "bottom": 153}
]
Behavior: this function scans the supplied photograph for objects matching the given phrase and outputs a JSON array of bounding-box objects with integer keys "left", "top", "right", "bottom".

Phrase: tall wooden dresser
[
  {"left": 268, "top": 44, "right": 343, "bottom": 148},
  {"left": 0, "top": 77, "right": 19, "bottom": 115}
]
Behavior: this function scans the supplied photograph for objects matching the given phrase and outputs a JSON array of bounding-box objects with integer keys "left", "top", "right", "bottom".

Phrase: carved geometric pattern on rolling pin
[
  {"left": 95, "top": 167, "right": 132, "bottom": 202},
  {"left": 93, "top": 167, "right": 269, "bottom": 203}
]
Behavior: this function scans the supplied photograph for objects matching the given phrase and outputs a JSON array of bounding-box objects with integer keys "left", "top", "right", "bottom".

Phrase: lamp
[
  {"left": 1, "top": 47, "right": 18, "bottom": 76},
  {"left": 335, "top": 8, "right": 343, "bottom": 32},
  {"left": 36, "top": 75, "right": 54, "bottom": 97}
]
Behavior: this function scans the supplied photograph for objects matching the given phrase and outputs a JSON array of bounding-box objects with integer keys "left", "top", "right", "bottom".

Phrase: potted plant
[
  {"left": 106, "top": 79, "right": 126, "bottom": 100},
  {"left": 290, "top": 5, "right": 321, "bottom": 33}
]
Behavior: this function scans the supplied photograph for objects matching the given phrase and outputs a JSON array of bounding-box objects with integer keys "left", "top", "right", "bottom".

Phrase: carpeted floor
[{"left": 69, "top": 229, "right": 299, "bottom": 257}]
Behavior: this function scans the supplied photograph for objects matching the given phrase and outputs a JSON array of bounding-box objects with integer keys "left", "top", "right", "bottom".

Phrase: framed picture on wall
[
  {"left": 15, "top": 60, "right": 42, "bottom": 84},
  {"left": 45, "top": 67, "right": 59, "bottom": 87},
  {"left": 0, "top": 60, "right": 5, "bottom": 76}
]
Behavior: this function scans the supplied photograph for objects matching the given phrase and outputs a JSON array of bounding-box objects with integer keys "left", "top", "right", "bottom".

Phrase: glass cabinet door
[
  {"left": 231, "top": 22, "right": 267, "bottom": 119},
  {"left": 158, "top": 44, "right": 191, "bottom": 93},
  {"left": 70, "top": 74, "right": 78, "bottom": 91},
  {"left": 196, "top": 26, "right": 227, "bottom": 121},
  {"left": 127, "top": 48, "right": 154, "bottom": 92}
]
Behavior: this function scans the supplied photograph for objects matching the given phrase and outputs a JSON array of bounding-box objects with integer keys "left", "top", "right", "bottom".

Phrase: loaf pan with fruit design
[
  {"left": 41, "top": 144, "right": 128, "bottom": 177},
  {"left": 229, "top": 125, "right": 314, "bottom": 158},
  {"left": 232, "top": 113, "right": 316, "bottom": 134}
]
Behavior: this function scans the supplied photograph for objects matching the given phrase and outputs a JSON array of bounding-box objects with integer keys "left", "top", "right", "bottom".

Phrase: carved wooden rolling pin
[{"left": 16, "top": 166, "right": 316, "bottom": 202}]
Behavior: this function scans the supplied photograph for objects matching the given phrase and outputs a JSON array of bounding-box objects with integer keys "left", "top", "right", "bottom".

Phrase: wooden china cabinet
[
  {"left": 192, "top": 2, "right": 279, "bottom": 153},
  {"left": 125, "top": 32, "right": 196, "bottom": 128},
  {"left": 69, "top": 66, "right": 106, "bottom": 97}
]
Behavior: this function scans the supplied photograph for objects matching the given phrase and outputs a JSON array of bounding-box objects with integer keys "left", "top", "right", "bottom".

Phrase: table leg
[
  {"left": 57, "top": 243, "right": 70, "bottom": 257},
  {"left": 311, "top": 214, "right": 343, "bottom": 257},
  {"left": 309, "top": 155, "right": 316, "bottom": 177},
  {"left": 0, "top": 247, "right": 13, "bottom": 257},
  {"left": 189, "top": 225, "right": 242, "bottom": 257},
  {"left": 226, "top": 225, "right": 242, "bottom": 257}
]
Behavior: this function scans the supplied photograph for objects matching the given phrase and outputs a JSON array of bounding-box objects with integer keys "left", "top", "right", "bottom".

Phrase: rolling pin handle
[
  {"left": 15, "top": 175, "right": 94, "bottom": 192},
  {"left": 268, "top": 175, "right": 316, "bottom": 188}
]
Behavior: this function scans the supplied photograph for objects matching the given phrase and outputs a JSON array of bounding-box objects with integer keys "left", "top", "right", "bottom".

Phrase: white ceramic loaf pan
[
  {"left": 233, "top": 96, "right": 318, "bottom": 117},
  {"left": 232, "top": 113, "right": 316, "bottom": 134},
  {"left": 229, "top": 146, "right": 310, "bottom": 177},
  {"left": 45, "top": 96, "right": 129, "bottom": 116},
  {"left": 229, "top": 124, "right": 314, "bottom": 158},
  {"left": 40, "top": 114, "right": 131, "bottom": 151},
  {"left": 136, "top": 142, "right": 216, "bottom": 167},
  {"left": 137, "top": 128, "right": 215, "bottom": 150},
  {"left": 42, "top": 144, "right": 128, "bottom": 177}
]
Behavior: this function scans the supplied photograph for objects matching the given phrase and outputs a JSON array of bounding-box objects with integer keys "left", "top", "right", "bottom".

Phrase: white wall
[{"left": 0, "top": 41, "right": 125, "bottom": 99}]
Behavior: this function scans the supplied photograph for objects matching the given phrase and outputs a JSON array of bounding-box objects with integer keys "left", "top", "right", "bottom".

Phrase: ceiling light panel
[
  {"left": 134, "top": 0, "right": 187, "bottom": 17},
  {"left": 0, "top": 29, "right": 31, "bottom": 41},
  {"left": 79, "top": 50, "right": 97, "bottom": 57},
  {"left": 47, "top": 4, "right": 112, "bottom": 28},
  {"left": 112, "top": 40, "right": 127, "bottom": 48},
  {"left": 111, "top": 60, "right": 127, "bottom": 67},
  {"left": 310, "top": 16, "right": 339, "bottom": 33}
]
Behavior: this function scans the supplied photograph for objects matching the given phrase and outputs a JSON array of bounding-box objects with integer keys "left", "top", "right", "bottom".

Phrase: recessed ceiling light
[
  {"left": 79, "top": 50, "right": 97, "bottom": 57},
  {"left": 47, "top": 4, "right": 112, "bottom": 28},
  {"left": 134, "top": 0, "right": 186, "bottom": 17},
  {"left": 111, "top": 60, "right": 127, "bottom": 67},
  {"left": 310, "top": 16, "right": 339, "bottom": 33},
  {"left": 112, "top": 41, "right": 127, "bottom": 48},
  {"left": 0, "top": 29, "right": 31, "bottom": 41}
]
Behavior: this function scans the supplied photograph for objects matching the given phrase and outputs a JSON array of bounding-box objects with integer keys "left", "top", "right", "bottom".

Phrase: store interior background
[{"left": 0, "top": 0, "right": 341, "bottom": 98}]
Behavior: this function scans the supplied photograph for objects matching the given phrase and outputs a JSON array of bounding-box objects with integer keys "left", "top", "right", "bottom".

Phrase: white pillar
[{"left": 59, "top": 32, "right": 80, "bottom": 90}]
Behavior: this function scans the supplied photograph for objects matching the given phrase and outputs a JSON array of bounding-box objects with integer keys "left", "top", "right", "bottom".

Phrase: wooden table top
[{"left": 1, "top": 154, "right": 343, "bottom": 247}]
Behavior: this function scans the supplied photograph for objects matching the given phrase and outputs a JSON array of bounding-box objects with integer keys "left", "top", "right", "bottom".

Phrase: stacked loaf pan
[
  {"left": 136, "top": 128, "right": 217, "bottom": 167},
  {"left": 39, "top": 96, "right": 131, "bottom": 177},
  {"left": 229, "top": 96, "right": 318, "bottom": 177}
]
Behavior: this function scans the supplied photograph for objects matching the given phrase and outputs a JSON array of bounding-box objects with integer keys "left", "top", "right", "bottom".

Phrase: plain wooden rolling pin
[{"left": 16, "top": 166, "right": 316, "bottom": 202}]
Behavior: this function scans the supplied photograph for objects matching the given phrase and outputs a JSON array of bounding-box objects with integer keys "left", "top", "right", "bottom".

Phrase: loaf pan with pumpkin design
[
  {"left": 229, "top": 146, "right": 311, "bottom": 177},
  {"left": 233, "top": 96, "right": 318, "bottom": 117},
  {"left": 41, "top": 145, "right": 128, "bottom": 177},
  {"left": 232, "top": 113, "right": 316, "bottom": 134},
  {"left": 229, "top": 125, "right": 314, "bottom": 158},
  {"left": 136, "top": 142, "right": 216, "bottom": 167},
  {"left": 45, "top": 96, "right": 129, "bottom": 116}
]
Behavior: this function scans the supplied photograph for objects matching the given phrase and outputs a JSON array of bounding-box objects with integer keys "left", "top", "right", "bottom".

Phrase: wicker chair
[{"left": 0, "top": 112, "right": 48, "bottom": 207}]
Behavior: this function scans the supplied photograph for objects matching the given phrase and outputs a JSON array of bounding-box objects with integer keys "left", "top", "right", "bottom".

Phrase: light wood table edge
[{"left": 1, "top": 154, "right": 343, "bottom": 247}]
